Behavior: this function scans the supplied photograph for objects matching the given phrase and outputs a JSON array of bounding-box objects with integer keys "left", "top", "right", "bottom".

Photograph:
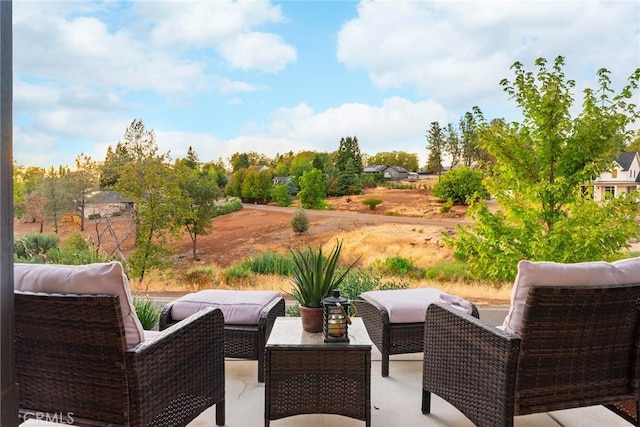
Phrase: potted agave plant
[{"left": 289, "top": 239, "right": 358, "bottom": 333}]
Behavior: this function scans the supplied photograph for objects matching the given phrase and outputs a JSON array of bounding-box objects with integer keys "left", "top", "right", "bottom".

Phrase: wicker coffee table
[{"left": 264, "top": 317, "right": 372, "bottom": 426}]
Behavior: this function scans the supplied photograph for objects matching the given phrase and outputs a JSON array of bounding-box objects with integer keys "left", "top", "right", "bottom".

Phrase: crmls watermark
[{"left": 20, "top": 411, "right": 74, "bottom": 424}]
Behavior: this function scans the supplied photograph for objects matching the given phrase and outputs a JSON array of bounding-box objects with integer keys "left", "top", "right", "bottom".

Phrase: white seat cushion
[
  {"left": 360, "top": 288, "right": 475, "bottom": 323},
  {"left": 14, "top": 262, "right": 145, "bottom": 348},
  {"left": 502, "top": 258, "right": 640, "bottom": 336},
  {"left": 170, "top": 289, "right": 281, "bottom": 325}
]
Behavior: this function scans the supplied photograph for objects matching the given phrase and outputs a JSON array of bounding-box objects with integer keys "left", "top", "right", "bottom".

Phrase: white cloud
[{"left": 337, "top": 0, "right": 640, "bottom": 113}]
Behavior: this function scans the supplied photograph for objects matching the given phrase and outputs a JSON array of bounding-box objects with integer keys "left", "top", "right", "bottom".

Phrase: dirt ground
[{"left": 14, "top": 180, "right": 468, "bottom": 269}]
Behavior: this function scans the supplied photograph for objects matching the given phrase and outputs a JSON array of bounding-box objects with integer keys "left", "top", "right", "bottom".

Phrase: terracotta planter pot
[{"left": 299, "top": 306, "right": 324, "bottom": 333}]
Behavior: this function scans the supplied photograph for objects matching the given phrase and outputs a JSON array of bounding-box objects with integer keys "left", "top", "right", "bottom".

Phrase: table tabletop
[{"left": 266, "top": 316, "right": 372, "bottom": 348}]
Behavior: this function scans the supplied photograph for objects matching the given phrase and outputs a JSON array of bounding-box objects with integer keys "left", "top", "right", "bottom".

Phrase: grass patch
[
  {"left": 184, "top": 266, "right": 215, "bottom": 291},
  {"left": 132, "top": 294, "right": 161, "bottom": 330},
  {"left": 424, "top": 261, "right": 469, "bottom": 282}
]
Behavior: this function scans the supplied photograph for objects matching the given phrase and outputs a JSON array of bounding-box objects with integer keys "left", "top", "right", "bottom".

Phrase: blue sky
[{"left": 12, "top": 0, "right": 640, "bottom": 169}]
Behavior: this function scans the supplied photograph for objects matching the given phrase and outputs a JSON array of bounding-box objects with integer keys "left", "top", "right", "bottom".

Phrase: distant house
[
  {"left": 83, "top": 191, "right": 134, "bottom": 219},
  {"left": 363, "top": 165, "right": 410, "bottom": 181},
  {"left": 272, "top": 176, "right": 298, "bottom": 195},
  {"left": 592, "top": 151, "right": 640, "bottom": 201}
]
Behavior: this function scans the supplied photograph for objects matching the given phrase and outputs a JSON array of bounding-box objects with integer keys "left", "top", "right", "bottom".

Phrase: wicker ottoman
[
  {"left": 354, "top": 288, "right": 479, "bottom": 377},
  {"left": 160, "top": 289, "right": 285, "bottom": 382}
]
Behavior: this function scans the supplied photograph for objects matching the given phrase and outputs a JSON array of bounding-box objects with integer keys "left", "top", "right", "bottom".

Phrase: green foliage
[
  {"left": 271, "top": 183, "right": 292, "bottom": 207},
  {"left": 14, "top": 233, "right": 60, "bottom": 261},
  {"left": 241, "top": 167, "right": 272, "bottom": 203},
  {"left": 184, "top": 266, "right": 215, "bottom": 291},
  {"left": 297, "top": 168, "right": 326, "bottom": 209},
  {"left": 432, "top": 167, "right": 488, "bottom": 204},
  {"left": 47, "top": 231, "right": 109, "bottom": 265},
  {"left": 132, "top": 294, "right": 161, "bottom": 330},
  {"left": 424, "top": 261, "right": 469, "bottom": 281},
  {"left": 212, "top": 197, "right": 243, "bottom": 217},
  {"left": 290, "top": 208, "right": 310, "bottom": 234},
  {"left": 373, "top": 256, "right": 424, "bottom": 279},
  {"left": 362, "top": 198, "right": 383, "bottom": 210},
  {"left": 440, "top": 198, "right": 454, "bottom": 213},
  {"left": 368, "top": 151, "right": 419, "bottom": 172},
  {"left": 289, "top": 240, "right": 358, "bottom": 308},
  {"left": 223, "top": 263, "right": 253, "bottom": 281},
  {"left": 447, "top": 57, "right": 640, "bottom": 281},
  {"left": 243, "top": 251, "right": 295, "bottom": 276},
  {"left": 88, "top": 213, "right": 101, "bottom": 220},
  {"left": 335, "top": 158, "right": 362, "bottom": 196},
  {"left": 426, "top": 121, "right": 445, "bottom": 175}
]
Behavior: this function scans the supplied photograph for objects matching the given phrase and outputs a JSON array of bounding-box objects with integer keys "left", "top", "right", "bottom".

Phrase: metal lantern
[{"left": 322, "top": 289, "right": 351, "bottom": 343}]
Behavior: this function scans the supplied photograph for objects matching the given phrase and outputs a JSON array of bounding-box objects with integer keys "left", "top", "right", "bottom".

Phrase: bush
[
  {"left": 88, "top": 213, "right": 101, "bottom": 220},
  {"left": 132, "top": 294, "right": 161, "bottom": 330},
  {"left": 424, "top": 261, "right": 469, "bottom": 281},
  {"left": 271, "top": 184, "right": 292, "bottom": 207},
  {"left": 14, "top": 233, "right": 60, "bottom": 262},
  {"left": 290, "top": 208, "right": 309, "bottom": 234},
  {"left": 246, "top": 252, "right": 295, "bottom": 276},
  {"left": 212, "top": 197, "right": 243, "bottom": 217},
  {"left": 184, "top": 266, "right": 215, "bottom": 290},
  {"left": 362, "top": 198, "right": 383, "bottom": 210},
  {"left": 440, "top": 198, "right": 454, "bottom": 213},
  {"left": 432, "top": 167, "right": 488, "bottom": 204}
]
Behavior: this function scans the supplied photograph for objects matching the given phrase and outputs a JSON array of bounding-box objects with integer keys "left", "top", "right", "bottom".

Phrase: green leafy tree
[
  {"left": 298, "top": 168, "right": 326, "bottom": 209},
  {"left": 448, "top": 56, "right": 640, "bottom": 281},
  {"left": 444, "top": 123, "right": 462, "bottom": 169},
  {"left": 225, "top": 168, "right": 247, "bottom": 198},
  {"left": 432, "top": 167, "right": 488, "bottom": 204},
  {"left": 271, "top": 183, "right": 292, "bottom": 207},
  {"left": 176, "top": 158, "right": 223, "bottom": 260},
  {"left": 241, "top": 167, "right": 272, "bottom": 203},
  {"left": 115, "top": 120, "right": 182, "bottom": 282},
  {"left": 426, "top": 122, "right": 445, "bottom": 175},
  {"left": 68, "top": 153, "right": 99, "bottom": 231},
  {"left": 290, "top": 208, "right": 310, "bottom": 234},
  {"left": 99, "top": 142, "right": 133, "bottom": 189}
]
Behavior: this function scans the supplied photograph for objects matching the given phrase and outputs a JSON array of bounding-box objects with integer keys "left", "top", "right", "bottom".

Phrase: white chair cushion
[
  {"left": 503, "top": 258, "right": 640, "bottom": 336},
  {"left": 170, "top": 289, "right": 280, "bottom": 325},
  {"left": 14, "top": 262, "right": 145, "bottom": 348},
  {"left": 360, "top": 288, "right": 475, "bottom": 323}
]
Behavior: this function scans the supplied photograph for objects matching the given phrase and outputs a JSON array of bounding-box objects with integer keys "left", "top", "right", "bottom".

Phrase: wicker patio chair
[
  {"left": 354, "top": 288, "right": 479, "bottom": 377},
  {"left": 422, "top": 284, "right": 640, "bottom": 427},
  {"left": 160, "top": 290, "right": 285, "bottom": 383},
  {"left": 15, "top": 291, "right": 225, "bottom": 426}
]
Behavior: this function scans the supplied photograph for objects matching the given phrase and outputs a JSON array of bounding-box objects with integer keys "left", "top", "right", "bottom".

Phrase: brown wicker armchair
[
  {"left": 15, "top": 291, "right": 226, "bottom": 427},
  {"left": 422, "top": 284, "right": 640, "bottom": 427}
]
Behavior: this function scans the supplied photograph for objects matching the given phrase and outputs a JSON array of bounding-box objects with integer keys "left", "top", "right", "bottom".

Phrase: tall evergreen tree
[{"left": 426, "top": 122, "right": 445, "bottom": 175}]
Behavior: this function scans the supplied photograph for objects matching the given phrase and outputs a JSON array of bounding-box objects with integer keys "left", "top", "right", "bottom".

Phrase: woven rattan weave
[
  {"left": 15, "top": 291, "right": 225, "bottom": 426},
  {"left": 422, "top": 285, "right": 640, "bottom": 427},
  {"left": 354, "top": 294, "right": 479, "bottom": 377},
  {"left": 160, "top": 295, "right": 285, "bottom": 382}
]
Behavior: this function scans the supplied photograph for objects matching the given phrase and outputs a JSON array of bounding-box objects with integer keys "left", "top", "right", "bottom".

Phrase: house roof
[
  {"left": 85, "top": 191, "right": 133, "bottom": 203},
  {"left": 363, "top": 164, "right": 387, "bottom": 173},
  {"left": 615, "top": 151, "right": 637, "bottom": 170}
]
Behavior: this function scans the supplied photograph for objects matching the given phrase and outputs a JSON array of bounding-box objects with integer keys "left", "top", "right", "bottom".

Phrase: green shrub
[
  {"left": 440, "top": 198, "right": 454, "bottom": 213},
  {"left": 384, "top": 256, "right": 414, "bottom": 275},
  {"left": 290, "top": 208, "right": 309, "bottom": 234},
  {"left": 14, "top": 233, "right": 60, "bottom": 262},
  {"left": 247, "top": 252, "right": 295, "bottom": 276},
  {"left": 223, "top": 263, "right": 253, "bottom": 281},
  {"left": 424, "top": 261, "right": 469, "bottom": 281},
  {"left": 88, "top": 213, "right": 101, "bottom": 220},
  {"left": 432, "top": 167, "right": 488, "bottom": 204},
  {"left": 271, "top": 184, "right": 292, "bottom": 207},
  {"left": 132, "top": 295, "right": 161, "bottom": 330},
  {"left": 362, "top": 198, "right": 383, "bottom": 210},
  {"left": 213, "top": 197, "right": 243, "bottom": 217}
]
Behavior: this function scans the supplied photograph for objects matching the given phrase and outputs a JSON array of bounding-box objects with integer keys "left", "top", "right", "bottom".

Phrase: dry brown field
[{"left": 14, "top": 178, "right": 513, "bottom": 305}]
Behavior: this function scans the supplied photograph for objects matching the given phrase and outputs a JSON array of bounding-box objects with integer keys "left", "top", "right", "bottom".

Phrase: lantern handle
[{"left": 336, "top": 302, "right": 352, "bottom": 325}]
